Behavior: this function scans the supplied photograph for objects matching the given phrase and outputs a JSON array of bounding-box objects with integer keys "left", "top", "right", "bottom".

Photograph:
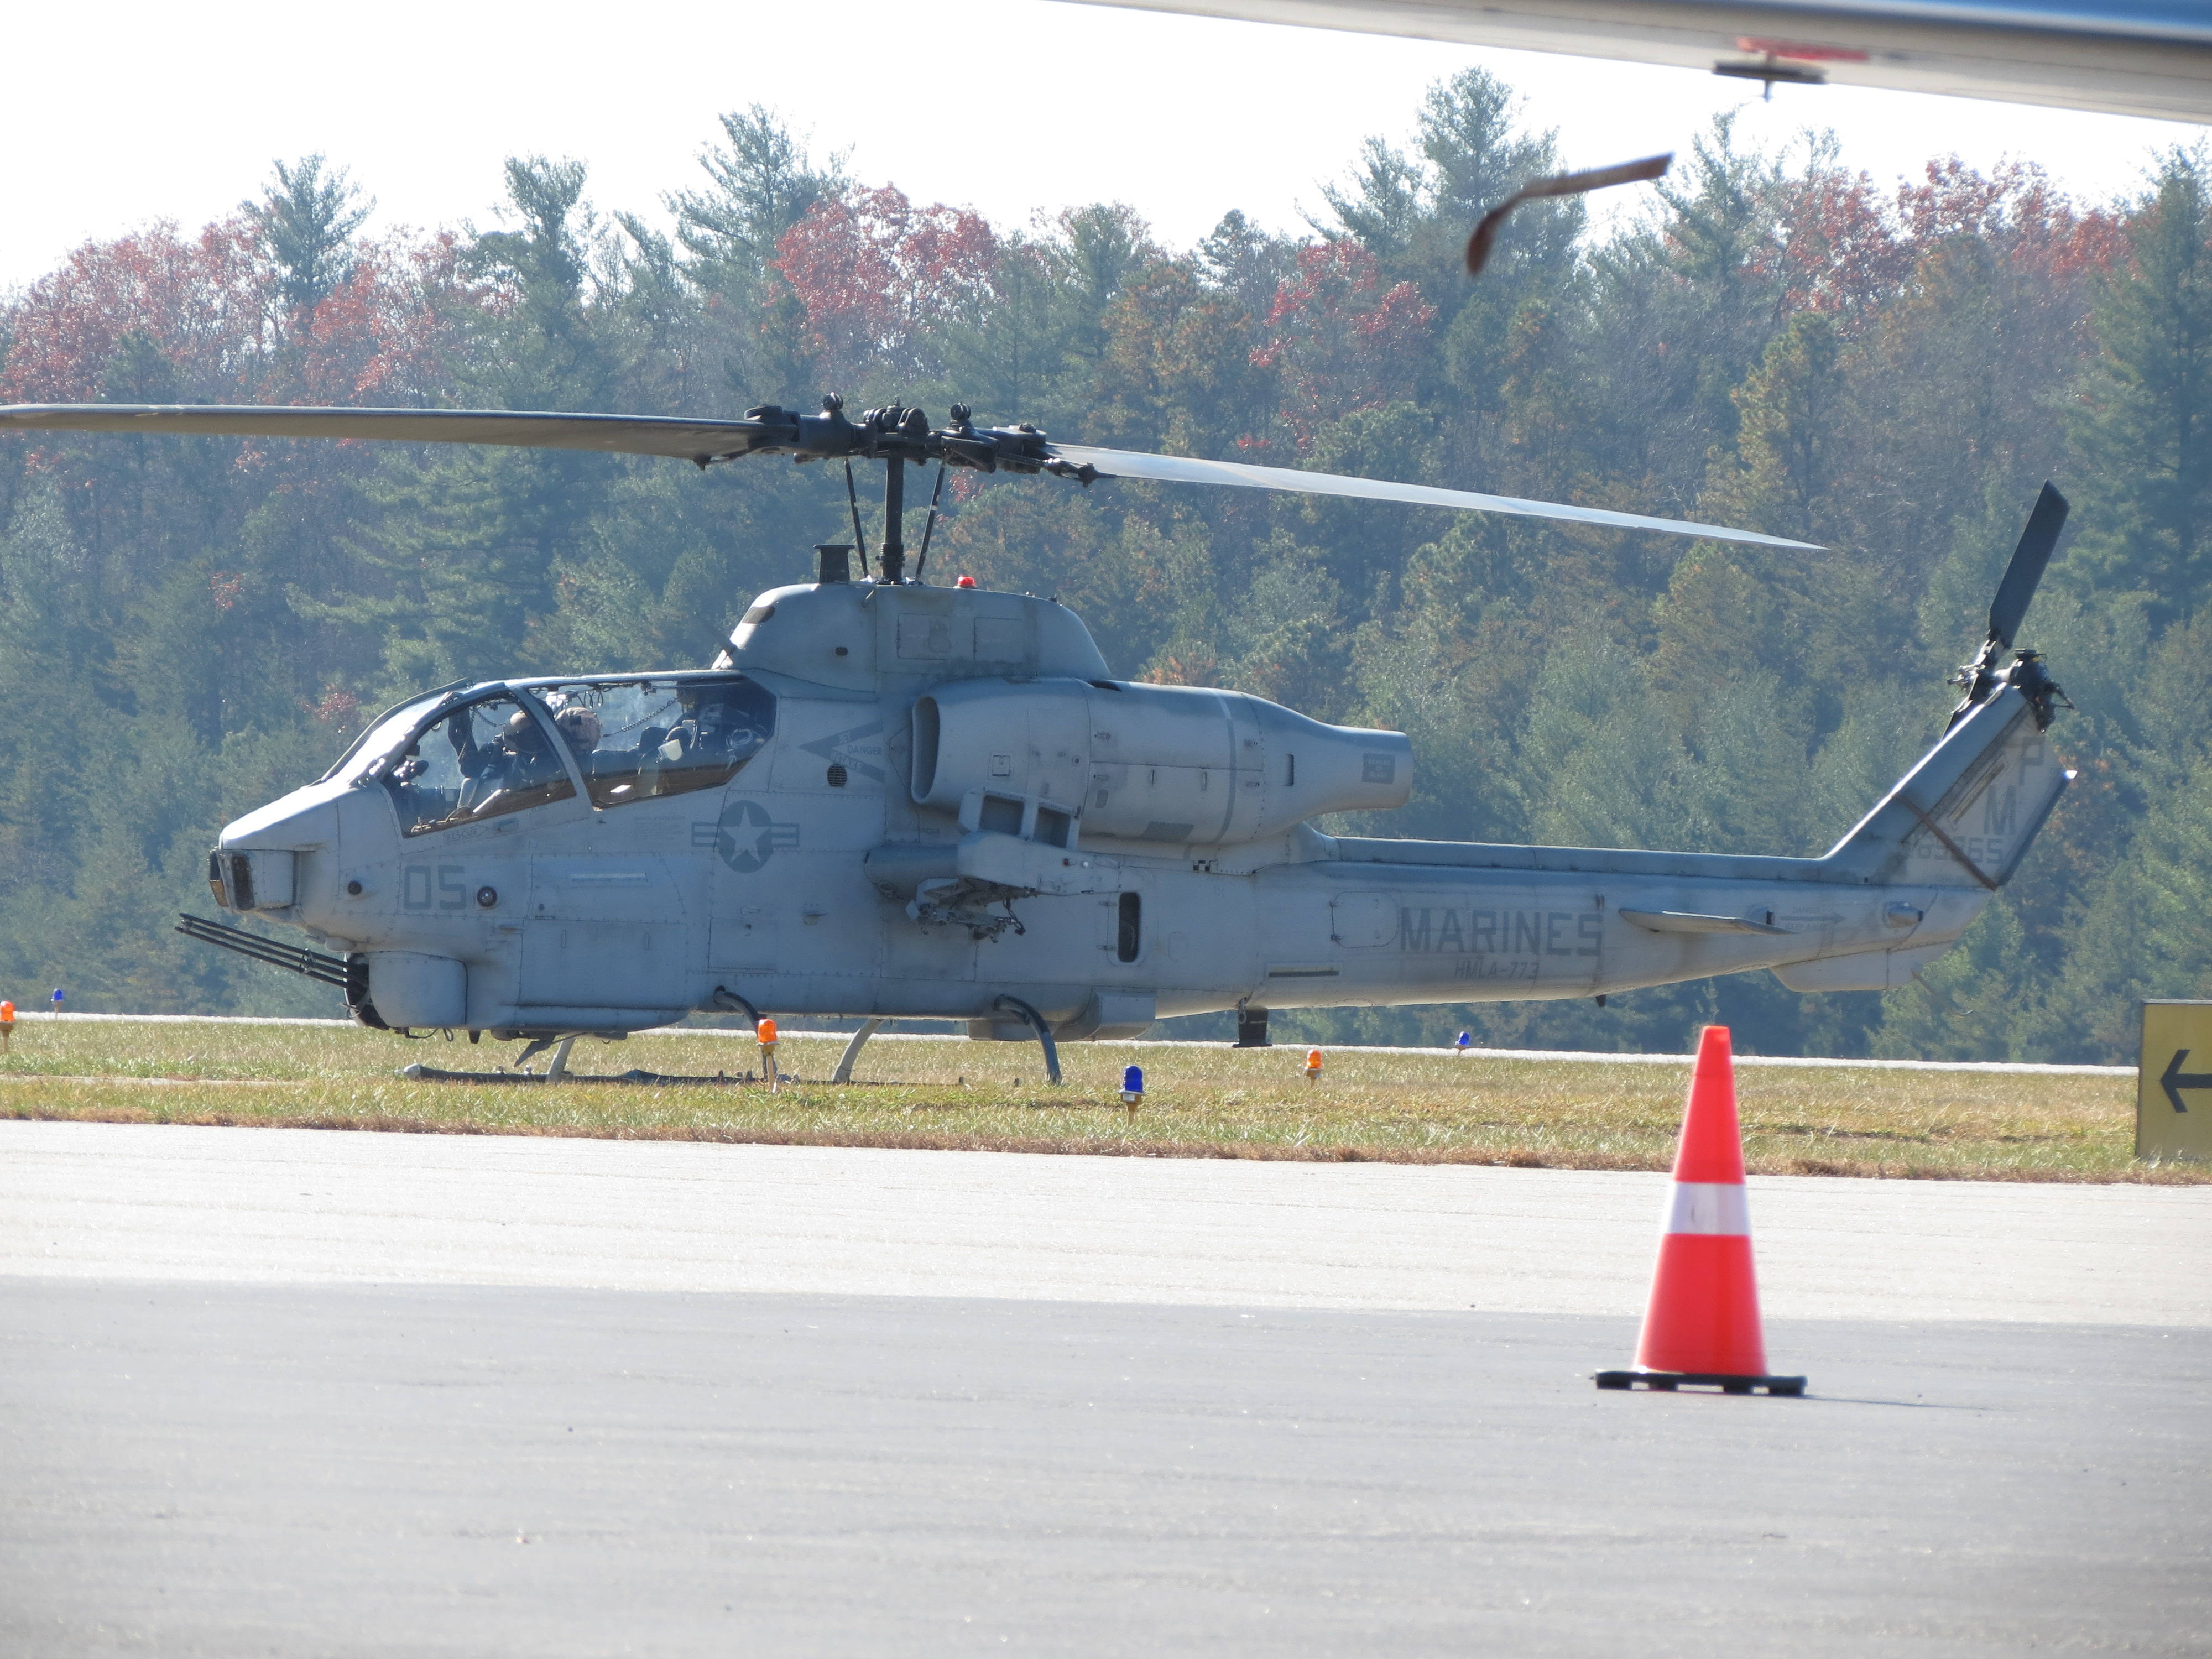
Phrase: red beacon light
[{"left": 954, "top": 575, "right": 976, "bottom": 588}]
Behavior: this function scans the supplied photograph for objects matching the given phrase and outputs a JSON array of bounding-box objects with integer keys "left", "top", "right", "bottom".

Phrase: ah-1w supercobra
[{"left": 0, "top": 397, "right": 2073, "bottom": 1079}]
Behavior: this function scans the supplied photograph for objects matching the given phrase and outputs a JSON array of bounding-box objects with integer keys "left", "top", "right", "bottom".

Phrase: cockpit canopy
[{"left": 326, "top": 672, "right": 777, "bottom": 835}]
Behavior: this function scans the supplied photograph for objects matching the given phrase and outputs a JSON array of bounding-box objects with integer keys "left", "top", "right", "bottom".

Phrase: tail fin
[
  {"left": 1829, "top": 484, "right": 2074, "bottom": 890},
  {"left": 1826, "top": 679, "right": 2072, "bottom": 889}
]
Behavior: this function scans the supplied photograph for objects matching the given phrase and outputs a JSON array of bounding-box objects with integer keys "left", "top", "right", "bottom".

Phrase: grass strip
[{"left": 0, "top": 1021, "right": 2187, "bottom": 1183}]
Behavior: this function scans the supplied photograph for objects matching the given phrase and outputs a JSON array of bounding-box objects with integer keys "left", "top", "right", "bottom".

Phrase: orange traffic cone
[{"left": 1595, "top": 1026, "right": 1805, "bottom": 1396}]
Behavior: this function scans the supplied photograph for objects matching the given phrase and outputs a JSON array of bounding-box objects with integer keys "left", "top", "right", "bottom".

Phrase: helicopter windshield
[
  {"left": 324, "top": 691, "right": 453, "bottom": 786},
  {"left": 380, "top": 692, "right": 577, "bottom": 836},
  {"left": 530, "top": 675, "right": 775, "bottom": 808}
]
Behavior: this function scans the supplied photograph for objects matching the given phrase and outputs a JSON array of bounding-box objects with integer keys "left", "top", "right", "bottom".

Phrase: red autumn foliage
[
  {"left": 0, "top": 220, "right": 265, "bottom": 404},
  {"left": 1252, "top": 241, "right": 1437, "bottom": 451},
  {"left": 1, "top": 218, "right": 466, "bottom": 415},
  {"left": 1899, "top": 158, "right": 2126, "bottom": 276},
  {"left": 775, "top": 185, "right": 998, "bottom": 389},
  {"left": 293, "top": 231, "right": 468, "bottom": 404},
  {"left": 1765, "top": 157, "right": 2128, "bottom": 335},
  {"left": 306, "top": 687, "right": 363, "bottom": 726},
  {"left": 1775, "top": 169, "right": 1913, "bottom": 326}
]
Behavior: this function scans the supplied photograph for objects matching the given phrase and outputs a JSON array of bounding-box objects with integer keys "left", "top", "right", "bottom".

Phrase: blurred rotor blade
[
  {"left": 1047, "top": 442, "right": 1821, "bottom": 550},
  {"left": 0, "top": 403, "right": 776, "bottom": 463},
  {"left": 1467, "top": 153, "right": 1671, "bottom": 275},
  {"left": 1988, "top": 482, "right": 2070, "bottom": 649},
  {"left": 5, "top": 400, "right": 1818, "bottom": 549}
]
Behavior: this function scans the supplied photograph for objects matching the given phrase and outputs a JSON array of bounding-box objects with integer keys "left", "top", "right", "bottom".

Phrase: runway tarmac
[
  {"left": 5, "top": 1120, "right": 2209, "bottom": 1323},
  {"left": 3, "top": 1122, "right": 2209, "bottom": 1655}
]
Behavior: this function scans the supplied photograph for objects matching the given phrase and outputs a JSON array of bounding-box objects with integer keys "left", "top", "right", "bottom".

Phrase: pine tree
[
  {"left": 671, "top": 107, "right": 848, "bottom": 300},
  {"left": 1704, "top": 310, "right": 1845, "bottom": 543},
  {"left": 242, "top": 155, "right": 374, "bottom": 336},
  {"left": 2066, "top": 149, "right": 2212, "bottom": 618}
]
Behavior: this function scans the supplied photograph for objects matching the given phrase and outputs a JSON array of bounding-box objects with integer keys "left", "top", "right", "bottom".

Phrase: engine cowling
[{"left": 910, "top": 678, "right": 1410, "bottom": 846}]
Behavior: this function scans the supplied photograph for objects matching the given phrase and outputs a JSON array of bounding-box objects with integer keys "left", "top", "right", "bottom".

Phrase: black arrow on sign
[{"left": 2159, "top": 1049, "right": 2212, "bottom": 1113}]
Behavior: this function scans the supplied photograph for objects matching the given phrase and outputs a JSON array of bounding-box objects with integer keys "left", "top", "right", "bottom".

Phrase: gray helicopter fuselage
[{"left": 212, "top": 576, "right": 2067, "bottom": 1041}]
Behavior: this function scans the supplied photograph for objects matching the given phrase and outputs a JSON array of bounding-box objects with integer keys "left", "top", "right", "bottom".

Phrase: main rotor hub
[{"left": 728, "top": 395, "right": 1099, "bottom": 585}]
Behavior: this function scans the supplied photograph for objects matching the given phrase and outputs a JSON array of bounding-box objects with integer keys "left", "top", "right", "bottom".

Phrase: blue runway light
[
  {"left": 1455, "top": 1031, "right": 1471, "bottom": 1053},
  {"left": 1120, "top": 1065, "right": 1144, "bottom": 1112}
]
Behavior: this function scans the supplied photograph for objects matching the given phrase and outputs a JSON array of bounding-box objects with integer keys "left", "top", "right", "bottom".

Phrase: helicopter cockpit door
[
  {"left": 377, "top": 691, "right": 589, "bottom": 841},
  {"left": 504, "top": 686, "right": 698, "bottom": 1015}
]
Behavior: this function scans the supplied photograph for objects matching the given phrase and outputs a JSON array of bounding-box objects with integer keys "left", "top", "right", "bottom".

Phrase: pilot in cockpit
[
  {"left": 660, "top": 688, "right": 761, "bottom": 768},
  {"left": 385, "top": 742, "right": 435, "bottom": 820},
  {"left": 455, "top": 708, "right": 564, "bottom": 811},
  {"left": 554, "top": 706, "right": 603, "bottom": 767}
]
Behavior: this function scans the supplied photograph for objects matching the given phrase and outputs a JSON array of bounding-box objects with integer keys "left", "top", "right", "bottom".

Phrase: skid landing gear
[
  {"left": 832, "top": 1018, "right": 884, "bottom": 1084},
  {"left": 399, "top": 1031, "right": 759, "bottom": 1086},
  {"left": 514, "top": 1034, "right": 576, "bottom": 1080}
]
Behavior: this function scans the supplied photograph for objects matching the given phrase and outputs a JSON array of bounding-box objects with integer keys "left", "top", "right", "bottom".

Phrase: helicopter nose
[{"left": 220, "top": 782, "right": 343, "bottom": 852}]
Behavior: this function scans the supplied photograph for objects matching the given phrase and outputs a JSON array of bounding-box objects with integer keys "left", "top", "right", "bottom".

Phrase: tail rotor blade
[{"left": 1988, "top": 483, "right": 2069, "bottom": 649}]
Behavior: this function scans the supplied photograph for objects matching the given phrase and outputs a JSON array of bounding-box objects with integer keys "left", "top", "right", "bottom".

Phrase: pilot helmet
[
  {"left": 502, "top": 709, "right": 545, "bottom": 751},
  {"left": 555, "top": 706, "right": 602, "bottom": 749}
]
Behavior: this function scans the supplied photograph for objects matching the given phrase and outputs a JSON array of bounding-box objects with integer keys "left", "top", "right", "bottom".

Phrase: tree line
[{"left": 1, "top": 75, "right": 2204, "bottom": 1059}]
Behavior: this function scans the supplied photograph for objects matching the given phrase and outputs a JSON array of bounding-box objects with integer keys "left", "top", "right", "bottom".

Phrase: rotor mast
[
  {"left": 804, "top": 395, "right": 1079, "bottom": 586},
  {"left": 880, "top": 441, "right": 907, "bottom": 585}
]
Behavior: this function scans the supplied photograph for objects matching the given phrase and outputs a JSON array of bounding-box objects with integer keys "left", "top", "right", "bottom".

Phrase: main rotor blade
[
  {"left": 1989, "top": 482, "right": 2070, "bottom": 649},
  {"left": 3, "top": 400, "right": 1819, "bottom": 549},
  {"left": 0, "top": 403, "right": 773, "bottom": 462},
  {"left": 1048, "top": 444, "right": 1821, "bottom": 551}
]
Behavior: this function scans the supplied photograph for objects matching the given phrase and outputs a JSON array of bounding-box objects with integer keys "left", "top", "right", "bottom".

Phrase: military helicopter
[{"left": 1, "top": 397, "right": 2072, "bottom": 1081}]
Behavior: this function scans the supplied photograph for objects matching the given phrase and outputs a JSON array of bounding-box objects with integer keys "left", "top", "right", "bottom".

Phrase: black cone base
[{"left": 1594, "top": 1370, "right": 1806, "bottom": 1396}]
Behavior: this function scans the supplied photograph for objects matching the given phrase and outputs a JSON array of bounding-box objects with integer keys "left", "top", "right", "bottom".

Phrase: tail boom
[{"left": 1238, "top": 676, "right": 2069, "bottom": 1010}]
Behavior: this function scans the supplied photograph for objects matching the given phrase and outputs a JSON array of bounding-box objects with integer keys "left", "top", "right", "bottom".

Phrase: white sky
[{"left": 3, "top": 0, "right": 2204, "bottom": 295}]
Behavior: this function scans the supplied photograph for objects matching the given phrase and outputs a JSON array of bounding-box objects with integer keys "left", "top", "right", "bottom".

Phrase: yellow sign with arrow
[{"left": 2138, "top": 1001, "right": 2212, "bottom": 1161}]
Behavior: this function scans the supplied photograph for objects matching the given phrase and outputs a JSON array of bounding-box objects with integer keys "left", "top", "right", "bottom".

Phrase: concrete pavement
[
  {"left": 1, "top": 1120, "right": 2206, "bottom": 1323},
  {"left": 3, "top": 1121, "right": 2209, "bottom": 1656}
]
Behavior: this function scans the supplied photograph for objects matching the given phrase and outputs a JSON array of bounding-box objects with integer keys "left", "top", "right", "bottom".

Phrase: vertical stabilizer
[
  {"left": 1830, "top": 483, "right": 2075, "bottom": 891},
  {"left": 1825, "top": 681, "right": 2072, "bottom": 889}
]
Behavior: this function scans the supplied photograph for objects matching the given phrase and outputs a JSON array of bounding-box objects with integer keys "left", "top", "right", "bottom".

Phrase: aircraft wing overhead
[{"left": 1061, "top": 0, "right": 2212, "bottom": 123}]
